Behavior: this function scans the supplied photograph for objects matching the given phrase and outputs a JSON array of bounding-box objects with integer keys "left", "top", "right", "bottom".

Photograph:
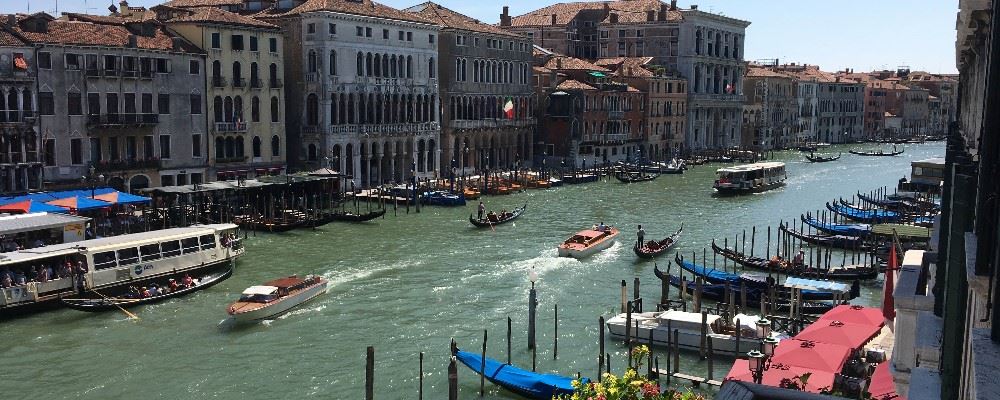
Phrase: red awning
[
  {"left": 818, "top": 305, "right": 886, "bottom": 328},
  {"left": 725, "top": 359, "right": 835, "bottom": 393},
  {"left": 868, "top": 361, "right": 905, "bottom": 400},
  {"left": 770, "top": 339, "right": 852, "bottom": 373},
  {"left": 794, "top": 320, "right": 882, "bottom": 349}
]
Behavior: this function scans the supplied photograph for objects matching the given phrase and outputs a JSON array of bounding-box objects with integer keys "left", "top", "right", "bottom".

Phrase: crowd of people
[
  {"left": 122, "top": 274, "right": 196, "bottom": 299},
  {"left": 0, "top": 260, "right": 87, "bottom": 289},
  {"left": 0, "top": 235, "right": 58, "bottom": 253}
]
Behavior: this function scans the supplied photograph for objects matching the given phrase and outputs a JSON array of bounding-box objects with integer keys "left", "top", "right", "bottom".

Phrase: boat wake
[
  {"left": 321, "top": 259, "right": 425, "bottom": 288},
  {"left": 275, "top": 304, "right": 327, "bottom": 320}
]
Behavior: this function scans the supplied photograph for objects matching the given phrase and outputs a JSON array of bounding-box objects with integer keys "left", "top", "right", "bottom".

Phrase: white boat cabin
[{"left": 715, "top": 162, "right": 787, "bottom": 191}]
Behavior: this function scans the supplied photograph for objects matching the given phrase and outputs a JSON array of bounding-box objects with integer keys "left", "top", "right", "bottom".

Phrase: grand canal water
[{"left": 3, "top": 142, "right": 942, "bottom": 399}]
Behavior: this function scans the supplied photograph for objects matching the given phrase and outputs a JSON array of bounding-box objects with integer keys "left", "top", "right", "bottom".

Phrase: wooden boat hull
[
  {"left": 469, "top": 203, "right": 526, "bottom": 228},
  {"left": 805, "top": 153, "right": 841, "bottom": 163},
  {"left": 558, "top": 229, "right": 618, "bottom": 258},
  {"left": 453, "top": 348, "right": 583, "bottom": 399},
  {"left": 801, "top": 213, "right": 870, "bottom": 237},
  {"left": 633, "top": 225, "right": 683, "bottom": 259},
  {"left": 61, "top": 267, "right": 234, "bottom": 312},
  {"left": 663, "top": 258, "right": 857, "bottom": 301},
  {"left": 561, "top": 174, "right": 599, "bottom": 184},
  {"left": 711, "top": 240, "right": 878, "bottom": 281},
  {"left": 849, "top": 149, "right": 904, "bottom": 156},
  {"left": 229, "top": 280, "right": 328, "bottom": 322},
  {"left": 324, "top": 209, "right": 386, "bottom": 223}
]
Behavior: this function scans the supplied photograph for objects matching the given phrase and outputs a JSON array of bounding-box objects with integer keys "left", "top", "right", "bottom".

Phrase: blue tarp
[
  {"left": 47, "top": 195, "right": 113, "bottom": 211},
  {"left": 801, "top": 216, "right": 870, "bottom": 237},
  {"left": 0, "top": 187, "right": 148, "bottom": 207},
  {"left": 674, "top": 259, "right": 837, "bottom": 300},
  {"left": 454, "top": 350, "right": 584, "bottom": 399}
]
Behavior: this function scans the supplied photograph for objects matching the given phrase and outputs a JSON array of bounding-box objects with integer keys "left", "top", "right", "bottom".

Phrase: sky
[{"left": 2, "top": 0, "right": 959, "bottom": 74}]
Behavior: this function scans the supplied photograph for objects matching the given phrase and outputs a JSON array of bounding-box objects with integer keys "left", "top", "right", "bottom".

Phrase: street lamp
[
  {"left": 528, "top": 266, "right": 538, "bottom": 350},
  {"left": 746, "top": 318, "right": 776, "bottom": 384},
  {"left": 747, "top": 349, "right": 767, "bottom": 384},
  {"left": 755, "top": 318, "right": 771, "bottom": 338}
]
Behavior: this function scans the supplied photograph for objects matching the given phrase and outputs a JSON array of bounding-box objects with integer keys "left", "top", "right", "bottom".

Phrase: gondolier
[
  {"left": 636, "top": 225, "right": 645, "bottom": 247},
  {"left": 477, "top": 201, "right": 485, "bottom": 220}
]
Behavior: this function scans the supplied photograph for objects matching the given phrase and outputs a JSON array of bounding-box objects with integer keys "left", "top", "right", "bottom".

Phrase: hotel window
[
  {"left": 189, "top": 60, "right": 199, "bottom": 75},
  {"left": 365, "top": 27, "right": 372, "bottom": 37},
  {"left": 190, "top": 94, "right": 202, "bottom": 114},
  {"left": 249, "top": 36, "right": 258, "bottom": 52},
  {"left": 269, "top": 37, "right": 278, "bottom": 52},
  {"left": 618, "top": 29, "right": 626, "bottom": 37},
  {"left": 307, "top": 23, "right": 315, "bottom": 34},
  {"left": 398, "top": 30, "right": 404, "bottom": 40}
]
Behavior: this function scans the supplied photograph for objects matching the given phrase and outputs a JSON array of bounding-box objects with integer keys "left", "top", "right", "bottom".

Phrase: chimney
[
  {"left": 658, "top": 4, "right": 667, "bottom": 20},
  {"left": 4, "top": 14, "right": 15, "bottom": 27},
  {"left": 500, "top": 6, "right": 511, "bottom": 27},
  {"left": 556, "top": 58, "right": 562, "bottom": 69},
  {"left": 609, "top": 13, "right": 618, "bottom": 23},
  {"left": 670, "top": 0, "right": 677, "bottom": 10},
  {"left": 646, "top": 10, "right": 654, "bottom": 21},
  {"left": 691, "top": 4, "right": 698, "bottom": 10},
  {"left": 551, "top": 14, "right": 557, "bottom": 25}
]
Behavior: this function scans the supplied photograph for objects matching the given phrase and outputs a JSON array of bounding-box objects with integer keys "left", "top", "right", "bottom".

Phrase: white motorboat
[
  {"left": 227, "top": 275, "right": 327, "bottom": 321},
  {"left": 605, "top": 310, "right": 776, "bottom": 356},
  {"left": 557, "top": 227, "right": 619, "bottom": 258}
]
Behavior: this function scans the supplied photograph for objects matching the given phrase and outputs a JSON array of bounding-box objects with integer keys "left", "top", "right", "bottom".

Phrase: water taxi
[
  {"left": 557, "top": 226, "right": 619, "bottom": 258},
  {"left": 227, "top": 275, "right": 328, "bottom": 321},
  {"left": 0, "top": 224, "right": 243, "bottom": 317},
  {"left": 713, "top": 162, "right": 787, "bottom": 195},
  {"left": 606, "top": 309, "right": 777, "bottom": 356}
]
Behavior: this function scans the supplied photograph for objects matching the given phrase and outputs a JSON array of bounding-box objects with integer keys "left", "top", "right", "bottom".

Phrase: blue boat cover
[
  {"left": 676, "top": 259, "right": 835, "bottom": 300},
  {"left": 802, "top": 216, "right": 870, "bottom": 237},
  {"left": 830, "top": 203, "right": 898, "bottom": 219},
  {"left": 676, "top": 259, "right": 741, "bottom": 284},
  {"left": 454, "top": 349, "right": 586, "bottom": 399}
]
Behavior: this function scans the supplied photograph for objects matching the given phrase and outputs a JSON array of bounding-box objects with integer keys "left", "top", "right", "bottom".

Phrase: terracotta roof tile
[
  {"left": 595, "top": 56, "right": 654, "bottom": 77},
  {"left": 511, "top": 0, "right": 682, "bottom": 27},
  {"left": 745, "top": 66, "right": 792, "bottom": 78},
  {"left": 544, "top": 55, "right": 609, "bottom": 71},
  {"left": 556, "top": 79, "right": 595, "bottom": 90},
  {"left": 262, "top": 0, "right": 434, "bottom": 25},
  {"left": 169, "top": 7, "right": 278, "bottom": 28},
  {"left": 11, "top": 18, "right": 201, "bottom": 53},
  {"left": 405, "top": 2, "right": 520, "bottom": 37},
  {"left": 0, "top": 28, "right": 28, "bottom": 46},
  {"left": 162, "top": 0, "right": 244, "bottom": 7}
]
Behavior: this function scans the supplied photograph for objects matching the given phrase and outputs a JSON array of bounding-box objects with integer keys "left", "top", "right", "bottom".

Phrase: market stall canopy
[
  {"left": 816, "top": 305, "right": 886, "bottom": 328},
  {"left": 794, "top": 320, "right": 882, "bottom": 349},
  {"left": 770, "top": 339, "right": 852, "bottom": 373},
  {"left": 0, "top": 199, "right": 67, "bottom": 214},
  {"left": 867, "top": 360, "right": 905, "bottom": 400},
  {"left": 46, "top": 195, "right": 112, "bottom": 211},
  {"left": 92, "top": 190, "right": 151, "bottom": 205},
  {"left": 725, "top": 359, "right": 835, "bottom": 394}
]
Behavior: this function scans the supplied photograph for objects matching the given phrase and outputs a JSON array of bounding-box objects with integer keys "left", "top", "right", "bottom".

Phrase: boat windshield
[{"left": 238, "top": 293, "right": 278, "bottom": 303}]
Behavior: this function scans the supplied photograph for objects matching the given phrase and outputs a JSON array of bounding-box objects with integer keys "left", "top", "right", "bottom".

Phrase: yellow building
[{"left": 157, "top": 5, "right": 287, "bottom": 180}]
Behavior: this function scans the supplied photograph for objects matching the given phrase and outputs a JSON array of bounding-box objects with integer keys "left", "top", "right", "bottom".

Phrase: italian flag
[{"left": 503, "top": 98, "right": 515, "bottom": 119}]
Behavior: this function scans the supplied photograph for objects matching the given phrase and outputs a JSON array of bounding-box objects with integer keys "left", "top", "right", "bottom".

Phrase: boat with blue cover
[
  {"left": 826, "top": 201, "right": 900, "bottom": 223},
  {"left": 652, "top": 270, "right": 837, "bottom": 315},
  {"left": 836, "top": 199, "right": 935, "bottom": 225},
  {"left": 800, "top": 213, "right": 870, "bottom": 237},
  {"left": 779, "top": 222, "right": 868, "bottom": 250},
  {"left": 452, "top": 344, "right": 585, "bottom": 399},
  {"left": 669, "top": 255, "right": 856, "bottom": 301},
  {"left": 421, "top": 190, "right": 466, "bottom": 206}
]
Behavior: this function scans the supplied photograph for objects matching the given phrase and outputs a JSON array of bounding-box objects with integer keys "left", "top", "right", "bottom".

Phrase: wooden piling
[
  {"left": 751, "top": 226, "right": 756, "bottom": 257},
  {"left": 598, "top": 316, "right": 605, "bottom": 382},
  {"left": 735, "top": 317, "right": 741, "bottom": 354},
  {"left": 633, "top": 277, "right": 640, "bottom": 302},
  {"left": 700, "top": 311, "right": 708, "bottom": 359},
  {"left": 553, "top": 304, "right": 558, "bottom": 360},
  {"left": 694, "top": 277, "right": 703, "bottom": 313},
  {"left": 660, "top": 263, "right": 669, "bottom": 305},
  {"left": 621, "top": 280, "right": 627, "bottom": 313},
  {"left": 707, "top": 336, "right": 714, "bottom": 381},
  {"left": 448, "top": 354, "right": 458, "bottom": 400},
  {"left": 365, "top": 346, "right": 374, "bottom": 400},
  {"left": 507, "top": 317, "right": 512, "bottom": 365},
  {"left": 625, "top": 300, "right": 633, "bottom": 367},
  {"left": 672, "top": 329, "right": 680, "bottom": 374},
  {"left": 480, "top": 330, "right": 487, "bottom": 397},
  {"left": 419, "top": 352, "right": 424, "bottom": 400}
]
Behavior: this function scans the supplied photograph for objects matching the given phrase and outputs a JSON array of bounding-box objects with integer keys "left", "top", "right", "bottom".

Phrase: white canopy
[
  {"left": 242, "top": 285, "right": 278, "bottom": 296},
  {"left": 783, "top": 277, "right": 851, "bottom": 293}
]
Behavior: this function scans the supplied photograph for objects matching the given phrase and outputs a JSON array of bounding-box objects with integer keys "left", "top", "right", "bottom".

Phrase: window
[
  {"left": 231, "top": 34, "right": 244, "bottom": 50},
  {"left": 68, "top": 92, "right": 82, "bottom": 115},
  {"left": 429, "top": 34, "right": 435, "bottom": 44},
  {"left": 88, "top": 93, "right": 100, "bottom": 115},
  {"left": 117, "top": 248, "right": 140, "bottom": 266},
  {"left": 270, "top": 97, "right": 279, "bottom": 122},
  {"left": 93, "top": 251, "right": 117, "bottom": 270},
  {"left": 44, "top": 139, "right": 55, "bottom": 166},
  {"left": 329, "top": 51, "right": 337, "bottom": 75},
  {"left": 181, "top": 237, "right": 200, "bottom": 253},
  {"left": 636, "top": 30, "right": 644, "bottom": 38},
  {"left": 384, "top": 29, "right": 390, "bottom": 39},
  {"left": 140, "top": 244, "right": 161, "bottom": 261},
  {"left": 618, "top": 29, "right": 626, "bottom": 37},
  {"left": 328, "top": 23, "right": 336, "bottom": 34},
  {"left": 271, "top": 135, "right": 280, "bottom": 156},
  {"left": 159, "top": 135, "right": 171, "bottom": 159},
  {"left": 406, "top": 32, "right": 412, "bottom": 41},
  {"left": 158, "top": 94, "right": 170, "bottom": 114},
  {"left": 307, "top": 23, "right": 315, "bottom": 34},
  {"left": 365, "top": 27, "right": 372, "bottom": 37},
  {"left": 161, "top": 240, "right": 181, "bottom": 257},
  {"left": 249, "top": 36, "right": 258, "bottom": 51},
  {"left": 269, "top": 37, "right": 277, "bottom": 52},
  {"left": 190, "top": 94, "right": 202, "bottom": 114},
  {"left": 253, "top": 136, "right": 262, "bottom": 157},
  {"left": 70, "top": 138, "right": 83, "bottom": 165},
  {"left": 39, "top": 92, "right": 54, "bottom": 115},
  {"left": 192, "top": 134, "right": 202, "bottom": 157},
  {"left": 251, "top": 96, "right": 260, "bottom": 122},
  {"left": 211, "top": 32, "right": 221, "bottom": 49},
  {"left": 38, "top": 52, "right": 51, "bottom": 69},
  {"left": 155, "top": 58, "right": 169, "bottom": 73},
  {"left": 199, "top": 235, "right": 217, "bottom": 250},
  {"left": 428, "top": 57, "right": 435, "bottom": 78},
  {"left": 65, "top": 53, "right": 81, "bottom": 70},
  {"left": 189, "top": 60, "right": 199, "bottom": 75},
  {"left": 141, "top": 93, "right": 153, "bottom": 114},
  {"left": 356, "top": 26, "right": 363, "bottom": 36}
]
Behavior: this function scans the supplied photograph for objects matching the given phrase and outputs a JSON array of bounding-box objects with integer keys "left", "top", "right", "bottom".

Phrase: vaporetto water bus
[
  {"left": 713, "top": 162, "right": 787, "bottom": 195},
  {"left": 0, "top": 224, "right": 243, "bottom": 317}
]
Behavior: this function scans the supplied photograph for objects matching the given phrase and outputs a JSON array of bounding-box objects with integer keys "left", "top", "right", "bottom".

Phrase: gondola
[
  {"left": 633, "top": 224, "right": 683, "bottom": 258},
  {"left": 470, "top": 203, "right": 526, "bottom": 228},
  {"left": 826, "top": 201, "right": 901, "bottom": 223},
  {"left": 848, "top": 147, "right": 904, "bottom": 156},
  {"left": 452, "top": 344, "right": 584, "bottom": 399},
  {"left": 797, "top": 145, "right": 818, "bottom": 152},
  {"left": 653, "top": 270, "right": 836, "bottom": 315},
  {"left": 711, "top": 240, "right": 878, "bottom": 281},
  {"left": 324, "top": 208, "right": 386, "bottom": 223},
  {"left": 779, "top": 222, "right": 868, "bottom": 250},
  {"left": 667, "top": 255, "right": 857, "bottom": 301},
  {"left": 235, "top": 216, "right": 307, "bottom": 232},
  {"left": 61, "top": 267, "right": 234, "bottom": 312},
  {"left": 800, "top": 213, "right": 871, "bottom": 237},
  {"left": 857, "top": 192, "right": 939, "bottom": 213},
  {"left": 805, "top": 152, "right": 841, "bottom": 163},
  {"left": 613, "top": 169, "right": 659, "bottom": 183}
]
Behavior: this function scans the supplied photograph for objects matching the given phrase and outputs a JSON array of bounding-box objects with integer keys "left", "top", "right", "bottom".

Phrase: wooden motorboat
[
  {"left": 606, "top": 309, "right": 776, "bottom": 356},
  {"left": 463, "top": 187, "right": 481, "bottom": 200},
  {"left": 633, "top": 224, "right": 683, "bottom": 259},
  {"left": 227, "top": 275, "right": 328, "bottom": 321},
  {"left": 469, "top": 203, "right": 526, "bottom": 228},
  {"left": 805, "top": 153, "right": 841, "bottom": 163},
  {"left": 849, "top": 147, "right": 904, "bottom": 156},
  {"left": 558, "top": 226, "right": 619, "bottom": 258},
  {"left": 62, "top": 267, "right": 233, "bottom": 312},
  {"left": 235, "top": 214, "right": 306, "bottom": 232}
]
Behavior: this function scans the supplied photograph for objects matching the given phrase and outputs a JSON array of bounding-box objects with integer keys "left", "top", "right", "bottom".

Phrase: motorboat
[
  {"left": 227, "top": 275, "right": 328, "bottom": 321},
  {"left": 557, "top": 226, "right": 619, "bottom": 258},
  {"left": 606, "top": 309, "right": 776, "bottom": 356}
]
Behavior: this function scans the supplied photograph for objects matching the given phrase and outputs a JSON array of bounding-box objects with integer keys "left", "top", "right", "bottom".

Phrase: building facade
[
  {"left": 406, "top": 2, "right": 535, "bottom": 175},
  {"left": 162, "top": 6, "right": 288, "bottom": 181},
  {"left": 10, "top": 12, "right": 207, "bottom": 190},
  {"left": 597, "top": 57, "right": 686, "bottom": 158},
  {"left": 0, "top": 27, "right": 41, "bottom": 194},
  {"left": 742, "top": 66, "right": 798, "bottom": 149},
  {"left": 261, "top": 0, "right": 441, "bottom": 187}
]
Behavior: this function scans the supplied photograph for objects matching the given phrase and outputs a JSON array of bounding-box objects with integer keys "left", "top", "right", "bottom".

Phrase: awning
[
  {"left": 868, "top": 361, "right": 905, "bottom": 399},
  {"left": 816, "top": 305, "right": 886, "bottom": 327},
  {"left": 770, "top": 339, "right": 852, "bottom": 373},
  {"left": 725, "top": 359, "right": 835, "bottom": 393},
  {"left": 0, "top": 200, "right": 67, "bottom": 214},
  {"left": 794, "top": 320, "right": 882, "bottom": 349},
  {"left": 93, "top": 190, "right": 151, "bottom": 205},
  {"left": 242, "top": 285, "right": 278, "bottom": 296},
  {"left": 46, "top": 195, "right": 112, "bottom": 211}
]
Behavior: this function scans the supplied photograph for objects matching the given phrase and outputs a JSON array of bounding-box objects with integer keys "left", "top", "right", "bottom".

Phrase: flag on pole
[
  {"left": 882, "top": 231, "right": 899, "bottom": 322},
  {"left": 503, "top": 98, "right": 514, "bottom": 119}
]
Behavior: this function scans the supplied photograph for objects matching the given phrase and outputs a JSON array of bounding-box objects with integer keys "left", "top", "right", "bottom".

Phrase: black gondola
[
  {"left": 849, "top": 147, "right": 904, "bottom": 156},
  {"left": 805, "top": 152, "right": 841, "bottom": 163},
  {"left": 469, "top": 203, "right": 526, "bottom": 227},
  {"left": 779, "top": 222, "right": 868, "bottom": 250},
  {"left": 324, "top": 208, "right": 386, "bottom": 223},
  {"left": 710, "top": 240, "right": 878, "bottom": 281},
  {"left": 61, "top": 267, "right": 234, "bottom": 312},
  {"left": 613, "top": 169, "right": 659, "bottom": 183},
  {"left": 652, "top": 269, "right": 836, "bottom": 315},
  {"left": 235, "top": 215, "right": 307, "bottom": 232},
  {"left": 633, "top": 224, "right": 683, "bottom": 258}
]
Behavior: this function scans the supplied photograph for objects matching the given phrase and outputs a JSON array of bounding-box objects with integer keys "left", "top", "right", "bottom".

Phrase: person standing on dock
[
  {"left": 636, "top": 225, "right": 645, "bottom": 248},
  {"left": 477, "top": 201, "right": 486, "bottom": 220}
]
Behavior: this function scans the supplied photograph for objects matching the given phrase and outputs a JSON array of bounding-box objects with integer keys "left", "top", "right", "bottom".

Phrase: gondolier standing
[
  {"left": 636, "top": 225, "right": 645, "bottom": 247},
  {"left": 477, "top": 201, "right": 486, "bottom": 220}
]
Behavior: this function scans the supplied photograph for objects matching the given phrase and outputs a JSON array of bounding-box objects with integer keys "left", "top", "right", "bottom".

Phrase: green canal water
[{"left": 4, "top": 143, "right": 942, "bottom": 399}]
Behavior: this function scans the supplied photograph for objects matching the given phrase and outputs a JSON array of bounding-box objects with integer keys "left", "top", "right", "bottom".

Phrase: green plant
[{"left": 554, "top": 346, "right": 707, "bottom": 400}]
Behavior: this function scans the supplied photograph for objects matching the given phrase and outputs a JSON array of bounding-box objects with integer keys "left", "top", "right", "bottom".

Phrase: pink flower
[{"left": 641, "top": 382, "right": 660, "bottom": 397}]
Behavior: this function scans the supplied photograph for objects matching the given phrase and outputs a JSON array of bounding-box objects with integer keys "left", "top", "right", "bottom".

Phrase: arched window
[
  {"left": 224, "top": 137, "right": 235, "bottom": 158},
  {"left": 215, "top": 137, "right": 224, "bottom": 159},
  {"left": 308, "top": 50, "right": 317, "bottom": 73},
  {"left": 381, "top": 54, "right": 389, "bottom": 78},
  {"left": 391, "top": 55, "right": 398, "bottom": 77},
  {"left": 233, "top": 96, "right": 243, "bottom": 122},
  {"left": 235, "top": 136, "right": 244, "bottom": 157},
  {"left": 373, "top": 54, "right": 381, "bottom": 77},
  {"left": 329, "top": 51, "right": 337, "bottom": 75},
  {"left": 271, "top": 135, "right": 280, "bottom": 157},
  {"left": 356, "top": 52, "right": 363, "bottom": 76},
  {"left": 232, "top": 61, "right": 242, "bottom": 83},
  {"left": 406, "top": 55, "right": 412, "bottom": 78},
  {"left": 213, "top": 96, "right": 223, "bottom": 122},
  {"left": 308, "top": 144, "right": 317, "bottom": 161},
  {"left": 365, "top": 52, "right": 373, "bottom": 76},
  {"left": 306, "top": 93, "right": 319, "bottom": 126},
  {"left": 270, "top": 96, "right": 279, "bottom": 122},
  {"left": 223, "top": 96, "right": 233, "bottom": 122},
  {"left": 429, "top": 57, "right": 435, "bottom": 78},
  {"left": 252, "top": 136, "right": 262, "bottom": 157},
  {"left": 251, "top": 96, "right": 260, "bottom": 122},
  {"left": 250, "top": 62, "right": 259, "bottom": 87}
]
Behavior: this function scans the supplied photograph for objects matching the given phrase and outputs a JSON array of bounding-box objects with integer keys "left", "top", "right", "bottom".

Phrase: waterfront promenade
[{"left": 2, "top": 143, "right": 942, "bottom": 399}]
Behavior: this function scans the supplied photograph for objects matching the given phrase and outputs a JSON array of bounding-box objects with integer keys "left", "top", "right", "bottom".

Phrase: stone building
[
  {"left": 775, "top": 64, "right": 864, "bottom": 144},
  {"left": 596, "top": 56, "right": 686, "bottom": 158},
  {"left": 906, "top": 71, "right": 958, "bottom": 135},
  {"left": 260, "top": 0, "right": 441, "bottom": 187},
  {"left": 9, "top": 12, "right": 207, "bottom": 190},
  {"left": 160, "top": 5, "right": 288, "bottom": 181},
  {"left": 742, "top": 65, "right": 798, "bottom": 149},
  {"left": 0, "top": 26, "right": 42, "bottom": 194},
  {"left": 405, "top": 3, "right": 535, "bottom": 175}
]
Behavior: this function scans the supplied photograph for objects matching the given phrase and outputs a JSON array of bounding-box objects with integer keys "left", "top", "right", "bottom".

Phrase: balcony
[
  {"left": 103, "top": 69, "right": 118, "bottom": 77},
  {"left": 232, "top": 77, "right": 247, "bottom": 88},
  {"left": 85, "top": 68, "right": 102, "bottom": 78},
  {"left": 0, "top": 110, "right": 35, "bottom": 126},
  {"left": 449, "top": 118, "right": 537, "bottom": 130},
  {"left": 92, "top": 158, "right": 161, "bottom": 173},
  {"left": 139, "top": 70, "right": 153, "bottom": 79},
  {"left": 0, "top": 68, "right": 34, "bottom": 81},
  {"left": 121, "top": 69, "right": 138, "bottom": 78},
  {"left": 212, "top": 76, "right": 227, "bottom": 88},
  {"left": 332, "top": 122, "right": 440, "bottom": 136},
  {"left": 215, "top": 121, "right": 248, "bottom": 133},
  {"left": 250, "top": 78, "right": 263, "bottom": 89},
  {"left": 269, "top": 78, "right": 283, "bottom": 88},
  {"left": 689, "top": 93, "right": 745, "bottom": 103},
  {"left": 608, "top": 110, "right": 624, "bottom": 120},
  {"left": 0, "top": 151, "right": 40, "bottom": 164},
  {"left": 87, "top": 113, "right": 159, "bottom": 127}
]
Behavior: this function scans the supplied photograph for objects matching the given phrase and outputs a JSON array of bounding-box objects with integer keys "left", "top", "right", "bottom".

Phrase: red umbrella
[
  {"left": 770, "top": 339, "right": 852, "bottom": 372},
  {"left": 817, "top": 304, "right": 886, "bottom": 328},
  {"left": 883, "top": 239, "right": 899, "bottom": 322},
  {"left": 868, "top": 361, "right": 906, "bottom": 399},
  {"left": 725, "top": 358, "right": 835, "bottom": 393},
  {"left": 795, "top": 320, "right": 882, "bottom": 349}
]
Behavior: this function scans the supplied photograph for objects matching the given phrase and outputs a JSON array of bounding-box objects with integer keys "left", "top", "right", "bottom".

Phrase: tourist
[
  {"left": 636, "top": 225, "right": 645, "bottom": 247},
  {"left": 36, "top": 266, "right": 48, "bottom": 283},
  {"left": 149, "top": 285, "right": 160, "bottom": 296},
  {"left": 597, "top": 222, "right": 607, "bottom": 232},
  {"left": 182, "top": 274, "right": 194, "bottom": 288},
  {"left": 13, "top": 269, "right": 26, "bottom": 286},
  {"left": 477, "top": 201, "right": 485, "bottom": 220},
  {"left": 140, "top": 287, "right": 151, "bottom": 298},
  {"left": 44, "top": 264, "right": 54, "bottom": 281},
  {"left": 168, "top": 279, "right": 179, "bottom": 292},
  {"left": 793, "top": 249, "right": 805, "bottom": 266},
  {"left": 59, "top": 262, "right": 72, "bottom": 279},
  {"left": 0, "top": 266, "right": 11, "bottom": 285}
]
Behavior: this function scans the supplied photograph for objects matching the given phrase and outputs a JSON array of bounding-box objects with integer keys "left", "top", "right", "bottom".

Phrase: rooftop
[
  {"left": 510, "top": 0, "right": 682, "bottom": 27},
  {"left": 8, "top": 13, "right": 202, "bottom": 53},
  {"left": 168, "top": 6, "right": 279, "bottom": 28},
  {"left": 544, "top": 55, "right": 609, "bottom": 71},
  {"left": 404, "top": 2, "right": 521, "bottom": 37},
  {"left": 260, "top": 0, "right": 435, "bottom": 25}
]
